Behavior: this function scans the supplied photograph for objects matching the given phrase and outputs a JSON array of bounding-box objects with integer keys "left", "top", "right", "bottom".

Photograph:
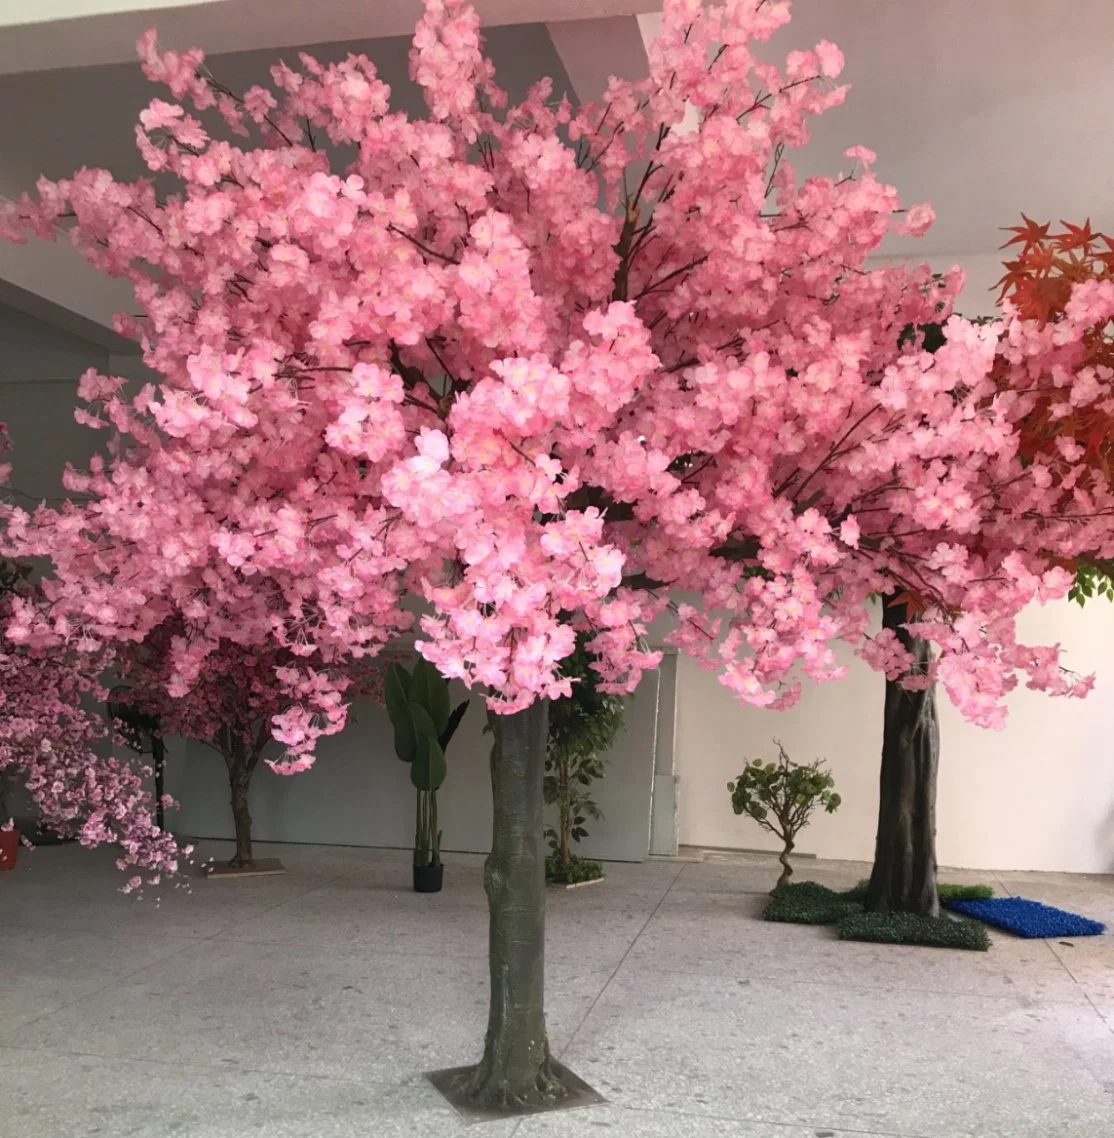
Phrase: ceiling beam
[
  {"left": 545, "top": 13, "right": 649, "bottom": 106},
  {"left": 0, "top": 238, "right": 138, "bottom": 351},
  {"left": 0, "top": 0, "right": 660, "bottom": 76}
]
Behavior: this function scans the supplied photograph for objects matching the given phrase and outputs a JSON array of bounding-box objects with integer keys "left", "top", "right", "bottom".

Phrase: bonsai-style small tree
[
  {"left": 544, "top": 637, "right": 626, "bottom": 885},
  {"left": 728, "top": 741, "right": 841, "bottom": 891},
  {"left": 384, "top": 657, "right": 468, "bottom": 892}
]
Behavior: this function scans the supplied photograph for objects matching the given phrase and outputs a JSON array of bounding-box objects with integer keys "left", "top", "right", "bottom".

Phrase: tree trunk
[
  {"left": 558, "top": 757, "right": 571, "bottom": 870},
  {"left": 775, "top": 837, "right": 795, "bottom": 891},
  {"left": 865, "top": 594, "right": 940, "bottom": 917},
  {"left": 152, "top": 733, "right": 166, "bottom": 832},
  {"left": 457, "top": 701, "right": 565, "bottom": 1110},
  {"left": 225, "top": 734, "right": 256, "bottom": 869}
]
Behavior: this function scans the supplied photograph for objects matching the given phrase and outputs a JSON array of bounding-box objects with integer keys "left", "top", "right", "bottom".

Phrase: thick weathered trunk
[
  {"left": 865, "top": 594, "right": 940, "bottom": 917},
  {"left": 458, "top": 701, "right": 564, "bottom": 1109},
  {"left": 775, "top": 837, "right": 795, "bottom": 891},
  {"left": 224, "top": 733, "right": 258, "bottom": 869}
]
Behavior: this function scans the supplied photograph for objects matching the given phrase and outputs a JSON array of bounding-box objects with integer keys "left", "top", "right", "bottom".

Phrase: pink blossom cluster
[
  {"left": 0, "top": 429, "right": 185, "bottom": 888},
  {"left": 3, "top": 0, "right": 1114, "bottom": 765},
  {"left": 113, "top": 621, "right": 386, "bottom": 775}
]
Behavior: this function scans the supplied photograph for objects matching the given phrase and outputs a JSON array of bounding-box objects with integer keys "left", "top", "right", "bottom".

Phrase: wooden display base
[
  {"left": 203, "top": 857, "right": 286, "bottom": 879},
  {"left": 428, "top": 1060, "right": 605, "bottom": 1123}
]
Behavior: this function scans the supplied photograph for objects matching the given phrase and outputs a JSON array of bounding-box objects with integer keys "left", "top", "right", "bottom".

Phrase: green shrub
[
  {"left": 728, "top": 741, "right": 841, "bottom": 890},
  {"left": 546, "top": 854, "right": 604, "bottom": 886},
  {"left": 838, "top": 910, "right": 990, "bottom": 951},
  {"left": 762, "top": 881, "right": 863, "bottom": 925}
]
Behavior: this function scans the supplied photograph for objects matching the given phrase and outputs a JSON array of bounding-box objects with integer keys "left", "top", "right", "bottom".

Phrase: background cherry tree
[
  {"left": 113, "top": 622, "right": 387, "bottom": 868},
  {"left": 3, "top": 0, "right": 1114, "bottom": 1108},
  {"left": 0, "top": 424, "right": 184, "bottom": 890}
]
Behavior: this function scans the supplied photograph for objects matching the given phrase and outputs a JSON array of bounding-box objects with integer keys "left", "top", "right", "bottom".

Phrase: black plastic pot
[{"left": 413, "top": 862, "right": 444, "bottom": 893}]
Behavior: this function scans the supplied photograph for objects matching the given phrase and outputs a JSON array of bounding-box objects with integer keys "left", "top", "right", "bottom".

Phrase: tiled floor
[{"left": 1, "top": 842, "right": 1111, "bottom": 1137}]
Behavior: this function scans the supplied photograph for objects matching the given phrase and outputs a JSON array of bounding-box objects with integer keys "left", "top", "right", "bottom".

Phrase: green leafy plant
[
  {"left": 728, "top": 740, "right": 841, "bottom": 890},
  {"left": 1069, "top": 557, "right": 1114, "bottom": 605},
  {"left": 544, "top": 853, "right": 604, "bottom": 886},
  {"left": 384, "top": 657, "right": 468, "bottom": 869},
  {"left": 544, "top": 636, "right": 626, "bottom": 885}
]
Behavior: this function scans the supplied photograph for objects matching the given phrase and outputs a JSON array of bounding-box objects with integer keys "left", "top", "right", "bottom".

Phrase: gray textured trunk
[
  {"left": 457, "top": 701, "right": 565, "bottom": 1109},
  {"left": 225, "top": 733, "right": 259, "bottom": 869},
  {"left": 865, "top": 594, "right": 940, "bottom": 917}
]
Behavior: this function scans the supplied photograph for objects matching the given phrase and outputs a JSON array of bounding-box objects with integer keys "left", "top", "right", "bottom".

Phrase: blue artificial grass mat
[{"left": 947, "top": 896, "right": 1106, "bottom": 939}]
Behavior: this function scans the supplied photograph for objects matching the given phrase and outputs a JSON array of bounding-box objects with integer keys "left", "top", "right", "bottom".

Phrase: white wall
[
  {"left": 677, "top": 596, "right": 1114, "bottom": 875},
  {"left": 0, "top": 301, "right": 108, "bottom": 499},
  {"left": 167, "top": 658, "right": 674, "bottom": 864},
  {"left": 654, "top": 2, "right": 1114, "bottom": 877}
]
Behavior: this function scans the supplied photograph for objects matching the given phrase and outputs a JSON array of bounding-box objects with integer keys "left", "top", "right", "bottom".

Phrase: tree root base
[
  {"left": 429, "top": 1060, "right": 605, "bottom": 1122},
  {"left": 203, "top": 857, "right": 286, "bottom": 879}
]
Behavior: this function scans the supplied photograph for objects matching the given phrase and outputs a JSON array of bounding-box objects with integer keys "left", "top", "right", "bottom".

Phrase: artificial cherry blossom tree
[
  {"left": 4, "top": 0, "right": 1114, "bottom": 1109},
  {"left": 113, "top": 623, "right": 385, "bottom": 870},
  {"left": 0, "top": 425, "right": 184, "bottom": 889},
  {"left": 867, "top": 234, "right": 1114, "bottom": 918},
  {"left": 114, "top": 625, "right": 305, "bottom": 869}
]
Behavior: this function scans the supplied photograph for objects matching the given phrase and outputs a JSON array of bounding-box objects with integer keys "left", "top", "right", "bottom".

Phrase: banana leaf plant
[{"left": 384, "top": 657, "right": 468, "bottom": 870}]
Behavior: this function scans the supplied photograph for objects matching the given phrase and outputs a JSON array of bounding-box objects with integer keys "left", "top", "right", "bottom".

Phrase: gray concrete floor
[{"left": 1, "top": 842, "right": 1112, "bottom": 1138}]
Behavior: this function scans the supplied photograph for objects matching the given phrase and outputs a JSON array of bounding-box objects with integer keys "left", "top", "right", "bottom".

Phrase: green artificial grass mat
[
  {"left": 938, "top": 882, "right": 994, "bottom": 902},
  {"left": 846, "top": 880, "right": 994, "bottom": 904},
  {"left": 837, "top": 909, "right": 990, "bottom": 951},
  {"left": 763, "top": 880, "right": 995, "bottom": 931},
  {"left": 762, "top": 881, "right": 864, "bottom": 925}
]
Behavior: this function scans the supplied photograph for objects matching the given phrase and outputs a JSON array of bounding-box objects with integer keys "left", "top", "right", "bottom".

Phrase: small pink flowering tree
[
  {"left": 0, "top": 426, "right": 183, "bottom": 888},
  {"left": 114, "top": 624, "right": 314, "bottom": 869},
  {"left": 4, "top": 0, "right": 1114, "bottom": 1108}
]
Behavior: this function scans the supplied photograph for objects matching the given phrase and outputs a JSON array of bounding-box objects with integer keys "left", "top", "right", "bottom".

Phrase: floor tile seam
[
  {"left": 0, "top": 934, "right": 206, "bottom": 1042},
  {"left": 615, "top": 1100, "right": 933, "bottom": 1138},
  {"left": 554, "top": 862, "right": 688, "bottom": 1063},
  {"left": 1044, "top": 938, "right": 1109, "bottom": 979},
  {"left": 0, "top": 1038, "right": 441, "bottom": 1089},
  {"left": 161, "top": 930, "right": 648, "bottom": 969},
  {"left": 1077, "top": 988, "right": 1114, "bottom": 1040},
  {"left": 177, "top": 881, "right": 354, "bottom": 942},
  {"left": 597, "top": 964, "right": 1099, "bottom": 1004},
  {"left": 203, "top": 934, "right": 491, "bottom": 959}
]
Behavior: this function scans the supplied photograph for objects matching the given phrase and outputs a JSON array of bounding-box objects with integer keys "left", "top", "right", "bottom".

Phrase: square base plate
[
  {"left": 428, "top": 1060, "right": 605, "bottom": 1124},
  {"left": 203, "top": 857, "right": 286, "bottom": 879}
]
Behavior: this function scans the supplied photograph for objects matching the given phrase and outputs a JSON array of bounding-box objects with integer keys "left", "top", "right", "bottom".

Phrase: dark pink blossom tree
[
  {"left": 4, "top": 0, "right": 1114, "bottom": 1107},
  {"left": 115, "top": 625, "right": 310, "bottom": 869},
  {"left": 0, "top": 425, "right": 184, "bottom": 889}
]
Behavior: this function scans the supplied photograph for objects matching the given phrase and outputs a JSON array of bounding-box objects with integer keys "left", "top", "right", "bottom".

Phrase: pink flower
[
  {"left": 0, "top": 0, "right": 1107, "bottom": 783},
  {"left": 896, "top": 202, "right": 936, "bottom": 237}
]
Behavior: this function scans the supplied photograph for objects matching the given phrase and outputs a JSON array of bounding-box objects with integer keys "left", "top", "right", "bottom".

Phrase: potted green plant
[
  {"left": 728, "top": 740, "right": 841, "bottom": 891},
  {"left": 544, "top": 635, "right": 626, "bottom": 887},
  {"left": 384, "top": 657, "right": 468, "bottom": 893}
]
